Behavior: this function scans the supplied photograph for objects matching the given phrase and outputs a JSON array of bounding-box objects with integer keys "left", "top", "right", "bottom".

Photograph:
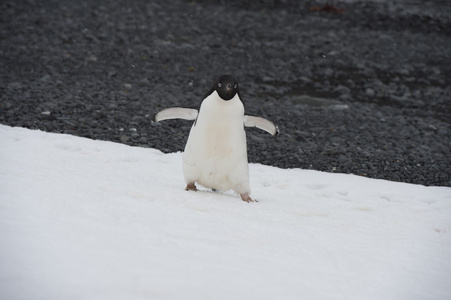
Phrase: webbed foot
[
  {"left": 240, "top": 193, "right": 257, "bottom": 203},
  {"left": 185, "top": 183, "right": 198, "bottom": 191}
]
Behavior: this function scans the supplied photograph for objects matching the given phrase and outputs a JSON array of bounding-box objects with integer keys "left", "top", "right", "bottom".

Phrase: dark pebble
[{"left": 0, "top": 0, "right": 450, "bottom": 187}]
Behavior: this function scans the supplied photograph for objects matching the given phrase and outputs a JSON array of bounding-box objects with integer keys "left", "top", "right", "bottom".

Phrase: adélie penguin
[{"left": 153, "top": 75, "right": 279, "bottom": 202}]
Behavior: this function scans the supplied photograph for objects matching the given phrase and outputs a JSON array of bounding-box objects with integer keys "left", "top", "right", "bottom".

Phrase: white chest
[{"left": 182, "top": 92, "right": 249, "bottom": 192}]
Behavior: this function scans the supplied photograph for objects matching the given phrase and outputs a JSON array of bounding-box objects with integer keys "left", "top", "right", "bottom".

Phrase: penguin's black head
[{"left": 211, "top": 74, "right": 239, "bottom": 101}]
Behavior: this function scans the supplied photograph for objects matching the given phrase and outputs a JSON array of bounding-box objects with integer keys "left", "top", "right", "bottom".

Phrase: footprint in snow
[
  {"left": 54, "top": 142, "right": 82, "bottom": 152},
  {"left": 306, "top": 183, "right": 327, "bottom": 190}
]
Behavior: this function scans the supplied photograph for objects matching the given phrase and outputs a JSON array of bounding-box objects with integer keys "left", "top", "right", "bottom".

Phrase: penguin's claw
[
  {"left": 240, "top": 193, "right": 256, "bottom": 203},
  {"left": 185, "top": 183, "right": 198, "bottom": 191}
]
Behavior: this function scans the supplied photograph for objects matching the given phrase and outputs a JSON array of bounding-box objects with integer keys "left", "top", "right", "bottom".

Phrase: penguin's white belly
[{"left": 183, "top": 94, "right": 250, "bottom": 194}]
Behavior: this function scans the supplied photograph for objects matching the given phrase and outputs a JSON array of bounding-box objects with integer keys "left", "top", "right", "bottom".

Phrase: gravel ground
[{"left": 1, "top": 0, "right": 450, "bottom": 186}]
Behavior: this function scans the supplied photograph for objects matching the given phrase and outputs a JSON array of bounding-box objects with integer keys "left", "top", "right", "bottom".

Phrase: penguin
[{"left": 153, "top": 75, "right": 279, "bottom": 202}]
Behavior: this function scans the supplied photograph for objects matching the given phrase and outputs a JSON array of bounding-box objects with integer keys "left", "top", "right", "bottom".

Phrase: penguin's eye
[
  {"left": 218, "top": 83, "right": 222, "bottom": 88},
  {"left": 234, "top": 84, "right": 237, "bottom": 89}
]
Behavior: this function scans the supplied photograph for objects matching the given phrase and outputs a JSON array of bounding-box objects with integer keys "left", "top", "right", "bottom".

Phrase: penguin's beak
[{"left": 226, "top": 83, "right": 232, "bottom": 91}]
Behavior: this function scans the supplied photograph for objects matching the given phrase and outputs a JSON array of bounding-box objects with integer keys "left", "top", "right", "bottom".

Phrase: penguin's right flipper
[{"left": 153, "top": 107, "right": 199, "bottom": 122}]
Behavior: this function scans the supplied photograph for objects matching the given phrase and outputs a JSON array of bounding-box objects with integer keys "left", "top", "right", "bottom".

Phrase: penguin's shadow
[
  {"left": 186, "top": 188, "right": 258, "bottom": 203},
  {"left": 189, "top": 188, "right": 233, "bottom": 197}
]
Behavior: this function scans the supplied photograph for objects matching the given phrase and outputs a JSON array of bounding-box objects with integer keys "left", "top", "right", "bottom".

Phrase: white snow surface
[{"left": 1, "top": 125, "right": 450, "bottom": 300}]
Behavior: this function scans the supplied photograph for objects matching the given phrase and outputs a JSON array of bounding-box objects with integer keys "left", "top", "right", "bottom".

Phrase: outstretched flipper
[
  {"left": 244, "top": 115, "right": 279, "bottom": 136},
  {"left": 153, "top": 107, "right": 198, "bottom": 122},
  {"left": 153, "top": 107, "right": 279, "bottom": 136}
]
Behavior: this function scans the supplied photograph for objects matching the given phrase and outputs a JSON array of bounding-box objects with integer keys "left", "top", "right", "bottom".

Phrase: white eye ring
[
  {"left": 218, "top": 83, "right": 222, "bottom": 87},
  {"left": 234, "top": 84, "right": 237, "bottom": 88}
]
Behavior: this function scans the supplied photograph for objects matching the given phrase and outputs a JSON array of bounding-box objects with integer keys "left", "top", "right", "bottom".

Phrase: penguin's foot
[
  {"left": 240, "top": 193, "right": 256, "bottom": 203},
  {"left": 185, "top": 183, "right": 198, "bottom": 191}
]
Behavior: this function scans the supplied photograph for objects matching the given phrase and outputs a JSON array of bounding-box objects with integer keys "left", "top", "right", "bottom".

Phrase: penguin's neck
[{"left": 200, "top": 91, "right": 244, "bottom": 121}]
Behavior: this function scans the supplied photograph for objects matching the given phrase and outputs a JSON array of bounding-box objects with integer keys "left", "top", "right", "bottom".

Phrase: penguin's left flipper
[
  {"left": 244, "top": 115, "right": 279, "bottom": 136},
  {"left": 153, "top": 107, "right": 198, "bottom": 122}
]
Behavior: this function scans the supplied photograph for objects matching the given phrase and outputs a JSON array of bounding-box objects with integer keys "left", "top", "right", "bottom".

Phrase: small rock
[
  {"left": 40, "top": 74, "right": 51, "bottom": 82},
  {"left": 365, "top": 88, "right": 375, "bottom": 97},
  {"left": 139, "top": 78, "right": 150, "bottom": 86},
  {"left": 8, "top": 82, "right": 22, "bottom": 89},
  {"left": 338, "top": 154, "right": 352, "bottom": 166},
  {"left": 330, "top": 104, "right": 349, "bottom": 110},
  {"left": 262, "top": 76, "right": 274, "bottom": 83},
  {"left": 86, "top": 55, "right": 97, "bottom": 62},
  {"left": 324, "top": 68, "right": 334, "bottom": 77},
  {"left": 120, "top": 135, "right": 129, "bottom": 143},
  {"left": 334, "top": 85, "right": 351, "bottom": 95}
]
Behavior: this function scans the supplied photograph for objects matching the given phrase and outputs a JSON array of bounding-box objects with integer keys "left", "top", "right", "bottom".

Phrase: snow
[{"left": 1, "top": 124, "right": 450, "bottom": 300}]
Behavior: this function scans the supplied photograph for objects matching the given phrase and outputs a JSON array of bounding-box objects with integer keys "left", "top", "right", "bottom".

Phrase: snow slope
[{"left": 1, "top": 124, "right": 450, "bottom": 300}]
